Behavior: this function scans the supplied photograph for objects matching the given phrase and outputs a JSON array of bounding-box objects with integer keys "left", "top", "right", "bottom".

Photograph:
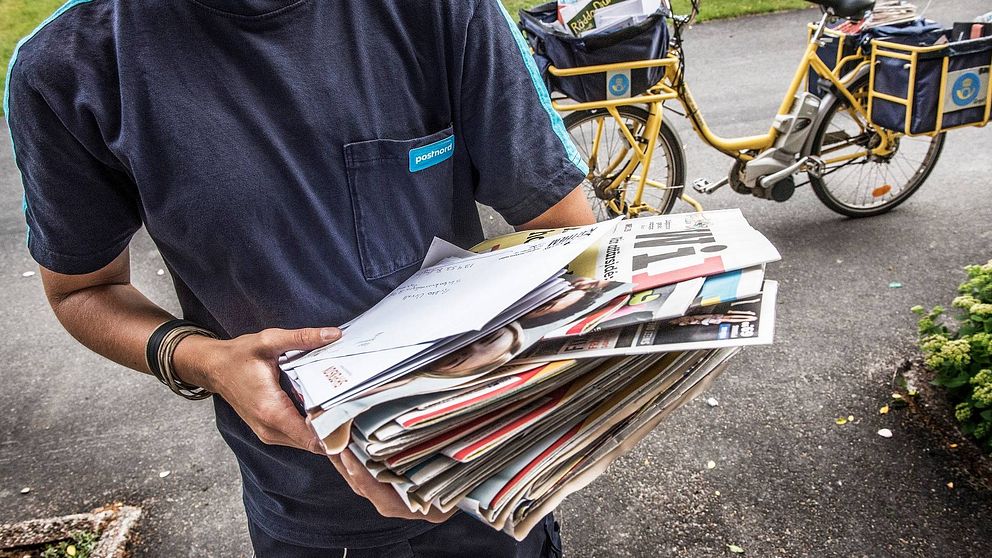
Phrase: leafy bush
[{"left": 913, "top": 261, "right": 992, "bottom": 452}]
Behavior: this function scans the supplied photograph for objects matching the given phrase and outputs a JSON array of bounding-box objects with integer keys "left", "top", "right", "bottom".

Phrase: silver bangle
[{"left": 148, "top": 322, "right": 217, "bottom": 400}]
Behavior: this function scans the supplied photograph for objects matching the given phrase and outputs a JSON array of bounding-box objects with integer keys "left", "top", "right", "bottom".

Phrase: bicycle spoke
[
  {"left": 811, "top": 83, "right": 943, "bottom": 214},
  {"left": 565, "top": 108, "right": 680, "bottom": 220}
]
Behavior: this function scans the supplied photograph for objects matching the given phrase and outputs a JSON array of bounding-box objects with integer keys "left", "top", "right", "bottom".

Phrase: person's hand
[
  {"left": 329, "top": 449, "right": 454, "bottom": 523},
  {"left": 173, "top": 327, "right": 341, "bottom": 454}
]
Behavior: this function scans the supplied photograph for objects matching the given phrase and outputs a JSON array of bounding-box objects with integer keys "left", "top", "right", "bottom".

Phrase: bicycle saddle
[{"left": 806, "top": 0, "right": 875, "bottom": 19}]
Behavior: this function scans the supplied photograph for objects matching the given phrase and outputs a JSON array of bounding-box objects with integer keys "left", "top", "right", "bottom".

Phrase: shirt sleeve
[
  {"left": 6, "top": 60, "right": 142, "bottom": 275},
  {"left": 457, "top": 0, "right": 589, "bottom": 226}
]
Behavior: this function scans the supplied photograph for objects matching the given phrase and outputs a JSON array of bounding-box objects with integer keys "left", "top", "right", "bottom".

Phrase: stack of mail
[
  {"left": 865, "top": 0, "right": 919, "bottom": 28},
  {"left": 555, "top": 0, "right": 666, "bottom": 37},
  {"left": 280, "top": 209, "right": 781, "bottom": 539}
]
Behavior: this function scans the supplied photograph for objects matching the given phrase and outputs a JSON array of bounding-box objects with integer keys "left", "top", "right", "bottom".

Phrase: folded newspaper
[
  {"left": 864, "top": 0, "right": 918, "bottom": 29},
  {"left": 279, "top": 209, "right": 781, "bottom": 539},
  {"left": 555, "top": 0, "right": 665, "bottom": 37}
]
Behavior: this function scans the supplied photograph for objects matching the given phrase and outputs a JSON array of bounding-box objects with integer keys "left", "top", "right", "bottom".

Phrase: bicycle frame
[{"left": 547, "top": 13, "right": 888, "bottom": 215}]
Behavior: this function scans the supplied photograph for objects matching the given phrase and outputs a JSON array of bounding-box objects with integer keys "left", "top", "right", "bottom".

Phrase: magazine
[
  {"left": 496, "top": 349, "right": 738, "bottom": 539},
  {"left": 472, "top": 209, "right": 780, "bottom": 292},
  {"left": 302, "top": 275, "right": 631, "bottom": 446},
  {"left": 575, "top": 277, "right": 705, "bottom": 335},
  {"left": 693, "top": 265, "right": 765, "bottom": 307},
  {"left": 865, "top": 0, "right": 918, "bottom": 29},
  {"left": 516, "top": 281, "right": 777, "bottom": 363},
  {"left": 460, "top": 349, "right": 736, "bottom": 533},
  {"left": 272, "top": 209, "right": 781, "bottom": 540}
]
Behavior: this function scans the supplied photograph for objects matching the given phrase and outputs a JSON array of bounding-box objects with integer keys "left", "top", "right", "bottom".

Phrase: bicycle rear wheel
[
  {"left": 807, "top": 78, "right": 945, "bottom": 218},
  {"left": 564, "top": 106, "right": 685, "bottom": 221}
]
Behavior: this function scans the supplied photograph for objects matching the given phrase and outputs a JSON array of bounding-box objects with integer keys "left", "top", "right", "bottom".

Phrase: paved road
[{"left": 2, "top": 3, "right": 991, "bottom": 556}]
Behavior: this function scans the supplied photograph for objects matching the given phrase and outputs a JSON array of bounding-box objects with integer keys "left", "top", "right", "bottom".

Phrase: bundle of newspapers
[
  {"left": 280, "top": 209, "right": 780, "bottom": 539},
  {"left": 555, "top": 0, "right": 667, "bottom": 37},
  {"left": 864, "top": 0, "right": 918, "bottom": 29}
]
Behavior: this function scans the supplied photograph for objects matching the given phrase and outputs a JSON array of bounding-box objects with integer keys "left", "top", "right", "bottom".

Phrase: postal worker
[{"left": 4, "top": 0, "right": 595, "bottom": 556}]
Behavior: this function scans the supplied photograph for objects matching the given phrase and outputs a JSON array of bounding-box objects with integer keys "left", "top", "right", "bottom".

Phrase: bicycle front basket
[{"left": 519, "top": 2, "right": 670, "bottom": 103}]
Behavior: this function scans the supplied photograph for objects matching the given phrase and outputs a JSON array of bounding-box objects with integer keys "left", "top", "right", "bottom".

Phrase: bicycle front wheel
[
  {"left": 564, "top": 105, "right": 685, "bottom": 221},
  {"left": 808, "top": 78, "right": 945, "bottom": 218}
]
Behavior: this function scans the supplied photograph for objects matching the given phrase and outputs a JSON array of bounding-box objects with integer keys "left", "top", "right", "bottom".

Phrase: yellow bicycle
[{"left": 532, "top": 0, "right": 947, "bottom": 219}]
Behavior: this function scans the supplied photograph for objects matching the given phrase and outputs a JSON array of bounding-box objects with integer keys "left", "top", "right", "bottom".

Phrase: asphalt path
[{"left": 2, "top": 3, "right": 991, "bottom": 556}]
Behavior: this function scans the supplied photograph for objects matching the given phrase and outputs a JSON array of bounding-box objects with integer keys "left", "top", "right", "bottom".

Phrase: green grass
[
  {"left": 1, "top": 0, "right": 63, "bottom": 89},
  {"left": 502, "top": 0, "right": 810, "bottom": 21},
  {"left": 671, "top": 0, "right": 809, "bottom": 21}
]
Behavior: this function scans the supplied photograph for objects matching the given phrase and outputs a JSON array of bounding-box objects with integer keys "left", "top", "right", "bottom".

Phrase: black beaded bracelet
[{"left": 145, "top": 319, "right": 217, "bottom": 400}]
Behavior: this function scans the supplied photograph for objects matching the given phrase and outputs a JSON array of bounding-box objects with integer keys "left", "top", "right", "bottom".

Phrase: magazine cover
[
  {"left": 516, "top": 281, "right": 778, "bottom": 363},
  {"left": 693, "top": 265, "right": 765, "bottom": 307},
  {"left": 581, "top": 277, "right": 705, "bottom": 335},
  {"left": 472, "top": 210, "right": 780, "bottom": 292},
  {"left": 539, "top": 293, "right": 632, "bottom": 338},
  {"left": 544, "top": 265, "right": 766, "bottom": 338}
]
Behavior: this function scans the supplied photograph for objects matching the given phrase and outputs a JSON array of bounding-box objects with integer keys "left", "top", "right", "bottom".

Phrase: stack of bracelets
[{"left": 145, "top": 319, "right": 218, "bottom": 400}]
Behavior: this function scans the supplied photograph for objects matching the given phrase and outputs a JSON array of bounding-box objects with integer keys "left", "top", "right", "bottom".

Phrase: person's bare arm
[
  {"left": 516, "top": 185, "right": 596, "bottom": 231},
  {"left": 39, "top": 247, "right": 336, "bottom": 454},
  {"left": 42, "top": 246, "right": 452, "bottom": 522},
  {"left": 41, "top": 248, "right": 175, "bottom": 373},
  {"left": 40, "top": 185, "right": 594, "bottom": 525}
]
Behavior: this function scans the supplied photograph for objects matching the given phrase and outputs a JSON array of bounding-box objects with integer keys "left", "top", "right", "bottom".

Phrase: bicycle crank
[
  {"left": 736, "top": 155, "right": 824, "bottom": 203},
  {"left": 755, "top": 176, "right": 796, "bottom": 202}
]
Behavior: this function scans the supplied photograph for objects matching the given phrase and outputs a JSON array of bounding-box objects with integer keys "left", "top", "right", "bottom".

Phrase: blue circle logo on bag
[
  {"left": 951, "top": 72, "right": 981, "bottom": 107},
  {"left": 609, "top": 73, "right": 630, "bottom": 97}
]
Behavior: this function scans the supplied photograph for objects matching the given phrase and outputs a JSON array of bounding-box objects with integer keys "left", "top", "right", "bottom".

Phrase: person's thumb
[
  {"left": 257, "top": 327, "right": 341, "bottom": 356},
  {"left": 282, "top": 410, "right": 326, "bottom": 455}
]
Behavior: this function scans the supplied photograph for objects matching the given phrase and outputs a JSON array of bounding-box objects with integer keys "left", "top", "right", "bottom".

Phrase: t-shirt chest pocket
[{"left": 344, "top": 126, "right": 456, "bottom": 281}]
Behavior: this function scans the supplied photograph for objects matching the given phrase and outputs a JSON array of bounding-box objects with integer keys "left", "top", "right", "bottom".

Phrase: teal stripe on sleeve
[
  {"left": 4, "top": 0, "right": 95, "bottom": 120},
  {"left": 3, "top": 0, "right": 96, "bottom": 245},
  {"left": 492, "top": 0, "right": 589, "bottom": 175}
]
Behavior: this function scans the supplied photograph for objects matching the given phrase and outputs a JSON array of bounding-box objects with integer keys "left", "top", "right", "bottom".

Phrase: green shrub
[
  {"left": 40, "top": 530, "right": 97, "bottom": 558},
  {"left": 913, "top": 261, "right": 992, "bottom": 452}
]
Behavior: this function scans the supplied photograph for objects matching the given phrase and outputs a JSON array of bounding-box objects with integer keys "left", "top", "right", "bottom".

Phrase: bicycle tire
[
  {"left": 807, "top": 77, "right": 945, "bottom": 218},
  {"left": 563, "top": 105, "right": 686, "bottom": 220}
]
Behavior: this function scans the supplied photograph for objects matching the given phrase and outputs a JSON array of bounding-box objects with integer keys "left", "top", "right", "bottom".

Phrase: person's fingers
[
  {"left": 338, "top": 450, "right": 453, "bottom": 523},
  {"left": 275, "top": 406, "right": 325, "bottom": 455},
  {"left": 267, "top": 424, "right": 441, "bottom": 521},
  {"left": 339, "top": 450, "right": 406, "bottom": 506},
  {"left": 422, "top": 507, "right": 456, "bottom": 524},
  {"left": 255, "top": 327, "right": 342, "bottom": 356},
  {"left": 328, "top": 455, "right": 367, "bottom": 496},
  {"left": 340, "top": 449, "right": 379, "bottom": 489},
  {"left": 251, "top": 394, "right": 324, "bottom": 454},
  {"left": 251, "top": 425, "right": 299, "bottom": 449}
]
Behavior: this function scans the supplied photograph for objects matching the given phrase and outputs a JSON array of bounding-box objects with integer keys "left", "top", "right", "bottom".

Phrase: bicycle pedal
[{"left": 691, "top": 177, "right": 727, "bottom": 195}]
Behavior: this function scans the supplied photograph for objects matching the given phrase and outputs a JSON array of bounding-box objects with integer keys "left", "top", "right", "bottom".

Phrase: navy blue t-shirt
[{"left": 5, "top": 0, "right": 586, "bottom": 548}]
